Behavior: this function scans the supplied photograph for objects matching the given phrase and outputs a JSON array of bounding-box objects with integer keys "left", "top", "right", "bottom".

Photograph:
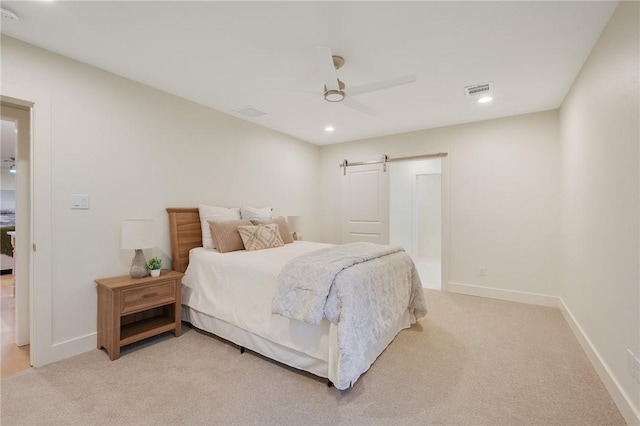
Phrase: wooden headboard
[{"left": 166, "top": 207, "right": 202, "bottom": 273}]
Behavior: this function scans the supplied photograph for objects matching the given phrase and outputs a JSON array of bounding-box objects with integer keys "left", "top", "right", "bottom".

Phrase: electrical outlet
[{"left": 479, "top": 266, "right": 486, "bottom": 276}]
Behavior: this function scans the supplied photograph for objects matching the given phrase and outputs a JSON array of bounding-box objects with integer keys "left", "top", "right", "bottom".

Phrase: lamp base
[{"left": 130, "top": 249, "right": 148, "bottom": 278}]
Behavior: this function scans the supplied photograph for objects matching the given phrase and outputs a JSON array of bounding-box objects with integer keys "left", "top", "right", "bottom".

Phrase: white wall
[
  {"left": 1, "top": 36, "right": 320, "bottom": 359},
  {"left": 559, "top": 1, "right": 639, "bottom": 422},
  {"left": 320, "top": 110, "right": 562, "bottom": 301},
  {"left": 1, "top": 169, "right": 16, "bottom": 192}
]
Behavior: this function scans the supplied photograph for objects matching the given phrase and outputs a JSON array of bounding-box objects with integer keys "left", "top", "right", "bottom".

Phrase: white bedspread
[{"left": 182, "top": 241, "right": 334, "bottom": 361}]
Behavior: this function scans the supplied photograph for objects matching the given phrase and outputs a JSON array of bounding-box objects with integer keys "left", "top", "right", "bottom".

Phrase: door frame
[
  {"left": 1, "top": 104, "right": 31, "bottom": 347},
  {"left": 441, "top": 156, "right": 451, "bottom": 292},
  {"left": 389, "top": 157, "right": 449, "bottom": 290},
  {"left": 1, "top": 84, "right": 53, "bottom": 368}
]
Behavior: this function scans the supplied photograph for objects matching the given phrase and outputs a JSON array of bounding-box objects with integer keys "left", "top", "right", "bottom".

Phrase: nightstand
[{"left": 96, "top": 269, "right": 184, "bottom": 360}]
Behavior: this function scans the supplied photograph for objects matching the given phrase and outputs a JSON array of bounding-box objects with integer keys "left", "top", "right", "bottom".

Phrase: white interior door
[{"left": 341, "top": 163, "right": 389, "bottom": 243}]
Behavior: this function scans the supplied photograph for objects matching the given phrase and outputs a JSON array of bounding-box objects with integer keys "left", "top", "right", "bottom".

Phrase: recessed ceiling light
[
  {"left": 325, "top": 126, "right": 335, "bottom": 132},
  {"left": 478, "top": 96, "right": 493, "bottom": 104}
]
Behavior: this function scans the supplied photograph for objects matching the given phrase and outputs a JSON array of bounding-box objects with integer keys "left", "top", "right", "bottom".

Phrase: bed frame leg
[
  {"left": 240, "top": 346, "right": 245, "bottom": 354},
  {"left": 327, "top": 380, "right": 333, "bottom": 388}
]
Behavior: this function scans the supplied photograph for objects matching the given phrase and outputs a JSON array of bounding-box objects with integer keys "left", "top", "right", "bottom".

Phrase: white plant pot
[{"left": 149, "top": 269, "right": 161, "bottom": 278}]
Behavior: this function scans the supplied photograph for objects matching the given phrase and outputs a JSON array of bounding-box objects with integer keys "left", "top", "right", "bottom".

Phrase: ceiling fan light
[
  {"left": 9, "top": 164, "right": 16, "bottom": 173},
  {"left": 324, "top": 90, "right": 345, "bottom": 102},
  {"left": 0, "top": 7, "right": 19, "bottom": 21}
]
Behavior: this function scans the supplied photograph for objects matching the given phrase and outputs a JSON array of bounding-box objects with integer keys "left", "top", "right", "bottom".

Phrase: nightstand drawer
[{"left": 121, "top": 281, "right": 175, "bottom": 314}]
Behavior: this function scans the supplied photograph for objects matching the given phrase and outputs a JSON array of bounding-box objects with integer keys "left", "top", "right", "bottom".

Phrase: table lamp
[
  {"left": 287, "top": 216, "right": 302, "bottom": 241},
  {"left": 121, "top": 219, "right": 155, "bottom": 278}
]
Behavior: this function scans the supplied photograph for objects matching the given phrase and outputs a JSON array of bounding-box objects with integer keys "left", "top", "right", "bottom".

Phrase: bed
[{"left": 167, "top": 207, "right": 427, "bottom": 389}]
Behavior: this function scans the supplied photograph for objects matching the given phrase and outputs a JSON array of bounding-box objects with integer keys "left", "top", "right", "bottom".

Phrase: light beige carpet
[{"left": 0, "top": 290, "right": 626, "bottom": 425}]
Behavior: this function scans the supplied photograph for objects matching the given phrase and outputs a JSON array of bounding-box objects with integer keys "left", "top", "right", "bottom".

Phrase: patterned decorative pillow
[
  {"left": 237, "top": 224, "right": 284, "bottom": 251},
  {"left": 250, "top": 216, "right": 294, "bottom": 244},
  {"left": 207, "top": 219, "right": 253, "bottom": 253}
]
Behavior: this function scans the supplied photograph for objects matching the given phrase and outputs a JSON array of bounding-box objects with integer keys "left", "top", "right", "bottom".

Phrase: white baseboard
[
  {"left": 445, "top": 281, "right": 561, "bottom": 307},
  {"left": 560, "top": 300, "right": 640, "bottom": 426},
  {"left": 48, "top": 332, "right": 97, "bottom": 365}
]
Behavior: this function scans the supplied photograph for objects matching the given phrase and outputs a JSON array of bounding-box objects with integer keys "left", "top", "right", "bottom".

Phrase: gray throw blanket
[
  {"left": 272, "top": 242, "right": 428, "bottom": 389},
  {"left": 272, "top": 242, "right": 405, "bottom": 324}
]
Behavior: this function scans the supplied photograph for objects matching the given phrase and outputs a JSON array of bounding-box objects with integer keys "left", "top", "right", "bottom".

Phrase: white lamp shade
[
  {"left": 287, "top": 216, "right": 301, "bottom": 233},
  {"left": 121, "top": 219, "right": 155, "bottom": 250}
]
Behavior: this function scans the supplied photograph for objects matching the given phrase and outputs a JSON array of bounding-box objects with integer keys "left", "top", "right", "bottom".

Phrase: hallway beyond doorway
[
  {"left": 415, "top": 256, "right": 441, "bottom": 289},
  {"left": 0, "top": 274, "right": 30, "bottom": 377}
]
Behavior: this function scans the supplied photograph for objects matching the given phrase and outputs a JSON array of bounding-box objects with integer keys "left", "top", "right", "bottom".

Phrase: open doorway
[
  {"left": 389, "top": 158, "right": 442, "bottom": 289},
  {"left": 1, "top": 103, "right": 31, "bottom": 376},
  {"left": 1, "top": 119, "right": 16, "bottom": 273}
]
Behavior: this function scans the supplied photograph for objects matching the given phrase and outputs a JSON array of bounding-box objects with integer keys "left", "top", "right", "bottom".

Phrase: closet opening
[{"left": 389, "top": 158, "right": 442, "bottom": 290}]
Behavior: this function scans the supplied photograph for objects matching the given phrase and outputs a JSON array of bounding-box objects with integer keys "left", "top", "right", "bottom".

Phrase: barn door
[{"left": 341, "top": 163, "right": 389, "bottom": 243}]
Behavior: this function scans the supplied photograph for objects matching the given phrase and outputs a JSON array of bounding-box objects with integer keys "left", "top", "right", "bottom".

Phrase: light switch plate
[{"left": 71, "top": 194, "right": 90, "bottom": 209}]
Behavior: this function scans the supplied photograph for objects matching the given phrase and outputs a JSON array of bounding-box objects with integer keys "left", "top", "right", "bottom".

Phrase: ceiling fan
[
  {"left": 2, "top": 156, "right": 16, "bottom": 173},
  {"left": 317, "top": 47, "right": 416, "bottom": 116}
]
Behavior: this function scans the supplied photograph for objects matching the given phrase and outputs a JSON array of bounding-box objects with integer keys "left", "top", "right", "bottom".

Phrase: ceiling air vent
[
  {"left": 234, "top": 106, "right": 267, "bottom": 118},
  {"left": 464, "top": 82, "right": 492, "bottom": 98}
]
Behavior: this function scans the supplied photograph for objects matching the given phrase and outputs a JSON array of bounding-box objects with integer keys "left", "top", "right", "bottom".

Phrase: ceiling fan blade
[
  {"left": 317, "top": 47, "right": 340, "bottom": 91},
  {"left": 342, "top": 97, "right": 378, "bottom": 116},
  {"left": 344, "top": 74, "right": 416, "bottom": 97}
]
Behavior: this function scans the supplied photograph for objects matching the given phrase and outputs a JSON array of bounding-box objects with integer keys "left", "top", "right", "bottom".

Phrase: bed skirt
[
  {"left": 183, "top": 306, "right": 331, "bottom": 378},
  {"left": 182, "top": 305, "right": 415, "bottom": 387}
]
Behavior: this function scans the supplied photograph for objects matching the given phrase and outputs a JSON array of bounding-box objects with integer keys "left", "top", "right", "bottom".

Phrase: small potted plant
[{"left": 147, "top": 256, "right": 162, "bottom": 277}]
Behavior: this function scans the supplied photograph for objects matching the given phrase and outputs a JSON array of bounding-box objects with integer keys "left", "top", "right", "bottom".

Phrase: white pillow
[
  {"left": 240, "top": 206, "right": 272, "bottom": 221},
  {"left": 198, "top": 204, "right": 241, "bottom": 249}
]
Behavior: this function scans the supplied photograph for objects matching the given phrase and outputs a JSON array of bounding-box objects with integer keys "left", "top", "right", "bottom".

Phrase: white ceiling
[{"left": 0, "top": 1, "right": 617, "bottom": 145}]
